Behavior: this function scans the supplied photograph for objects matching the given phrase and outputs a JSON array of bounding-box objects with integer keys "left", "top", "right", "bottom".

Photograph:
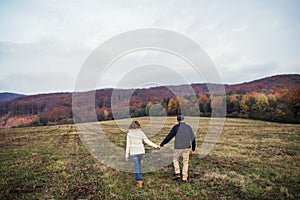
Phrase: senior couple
[{"left": 125, "top": 115, "right": 196, "bottom": 189}]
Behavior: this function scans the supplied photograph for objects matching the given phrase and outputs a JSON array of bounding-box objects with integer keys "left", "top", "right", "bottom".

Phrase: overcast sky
[{"left": 1, "top": 0, "right": 299, "bottom": 95}]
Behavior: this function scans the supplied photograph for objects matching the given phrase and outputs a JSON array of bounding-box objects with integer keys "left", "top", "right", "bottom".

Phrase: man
[{"left": 159, "top": 115, "right": 196, "bottom": 183}]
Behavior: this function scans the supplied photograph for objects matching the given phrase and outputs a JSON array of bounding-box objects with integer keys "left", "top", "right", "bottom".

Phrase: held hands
[
  {"left": 191, "top": 151, "right": 195, "bottom": 155},
  {"left": 125, "top": 157, "right": 129, "bottom": 162}
]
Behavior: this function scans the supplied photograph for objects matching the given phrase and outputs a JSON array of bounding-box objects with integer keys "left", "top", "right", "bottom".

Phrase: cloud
[
  {"left": 0, "top": 0, "right": 299, "bottom": 94},
  {"left": 0, "top": 39, "right": 90, "bottom": 57},
  {"left": 0, "top": 39, "right": 90, "bottom": 77}
]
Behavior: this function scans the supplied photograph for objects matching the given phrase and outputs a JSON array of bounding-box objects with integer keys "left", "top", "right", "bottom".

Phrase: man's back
[{"left": 174, "top": 122, "right": 195, "bottom": 149}]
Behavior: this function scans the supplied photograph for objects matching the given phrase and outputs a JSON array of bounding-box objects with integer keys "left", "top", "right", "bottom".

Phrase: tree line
[{"left": 95, "top": 88, "right": 299, "bottom": 123}]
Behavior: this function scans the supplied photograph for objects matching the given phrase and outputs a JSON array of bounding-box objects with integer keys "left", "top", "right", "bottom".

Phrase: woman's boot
[{"left": 137, "top": 180, "right": 143, "bottom": 189}]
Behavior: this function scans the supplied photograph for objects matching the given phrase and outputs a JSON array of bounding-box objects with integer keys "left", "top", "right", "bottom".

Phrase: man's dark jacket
[{"left": 160, "top": 122, "right": 196, "bottom": 150}]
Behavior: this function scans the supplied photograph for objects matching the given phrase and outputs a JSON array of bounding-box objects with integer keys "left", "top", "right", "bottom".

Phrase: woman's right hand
[{"left": 125, "top": 157, "right": 129, "bottom": 161}]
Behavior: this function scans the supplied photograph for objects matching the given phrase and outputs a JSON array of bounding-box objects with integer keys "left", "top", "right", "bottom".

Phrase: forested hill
[{"left": 0, "top": 74, "right": 299, "bottom": 127}]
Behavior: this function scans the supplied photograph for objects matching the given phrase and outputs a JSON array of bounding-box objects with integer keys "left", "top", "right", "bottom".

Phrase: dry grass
[{"left": 0, "top": 117, "right": 299, "bottom": 199}]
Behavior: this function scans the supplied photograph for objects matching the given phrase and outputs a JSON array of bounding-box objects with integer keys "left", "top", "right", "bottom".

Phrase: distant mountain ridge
[
  {"left": 0, "top": 74, "right": 299, "bottom": 127},
  {"left": 225, "top": 74, "right": 300, "bottom": 93},
  {"left": 122, "top": 74, "right": 300, "bottom": 102},
  {"left": 0, "top": 92, "right": 24, "bottom": 102}
]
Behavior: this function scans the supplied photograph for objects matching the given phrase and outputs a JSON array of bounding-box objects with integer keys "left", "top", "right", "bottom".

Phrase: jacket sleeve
[
  {"left": 160, "top": 125, "right": 177, "bottom": 147},
  {"left": 191, "top": 138, "right": 196, "bottom": 151},
  {"left": 125, "top": 135, "right": 130, "bottom": 158},
  {"left": 143, "top": 136, "right": 159, "bottom": 148}
]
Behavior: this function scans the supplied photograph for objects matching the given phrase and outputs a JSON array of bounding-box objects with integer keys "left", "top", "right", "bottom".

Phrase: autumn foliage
[{"left": 0, "top": 74, "right": 299, "bottom": 127}]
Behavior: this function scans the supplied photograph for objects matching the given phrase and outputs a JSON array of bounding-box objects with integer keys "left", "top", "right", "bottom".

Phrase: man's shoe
[{"left": 173, "top": 173, "right": 181, "bottom": 180}]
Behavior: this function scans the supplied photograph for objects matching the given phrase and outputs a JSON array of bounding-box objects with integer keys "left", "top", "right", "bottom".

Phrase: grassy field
[{"left": 0, "top": 117, "right": 299, "bottom": 199}]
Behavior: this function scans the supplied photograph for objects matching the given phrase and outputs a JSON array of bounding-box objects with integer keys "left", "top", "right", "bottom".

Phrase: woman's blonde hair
[{"left": 129, "top": 120, "right": 141, "bottom": 129}]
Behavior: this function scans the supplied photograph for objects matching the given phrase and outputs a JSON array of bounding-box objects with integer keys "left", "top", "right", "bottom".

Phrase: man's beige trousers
[{"left": 173, "top": 148, "right": 190, "bottom": 180}]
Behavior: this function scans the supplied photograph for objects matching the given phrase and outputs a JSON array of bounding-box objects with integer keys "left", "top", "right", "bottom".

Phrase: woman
[{"left": 125, "top": 120, "right": 160, "bottom": 188}]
